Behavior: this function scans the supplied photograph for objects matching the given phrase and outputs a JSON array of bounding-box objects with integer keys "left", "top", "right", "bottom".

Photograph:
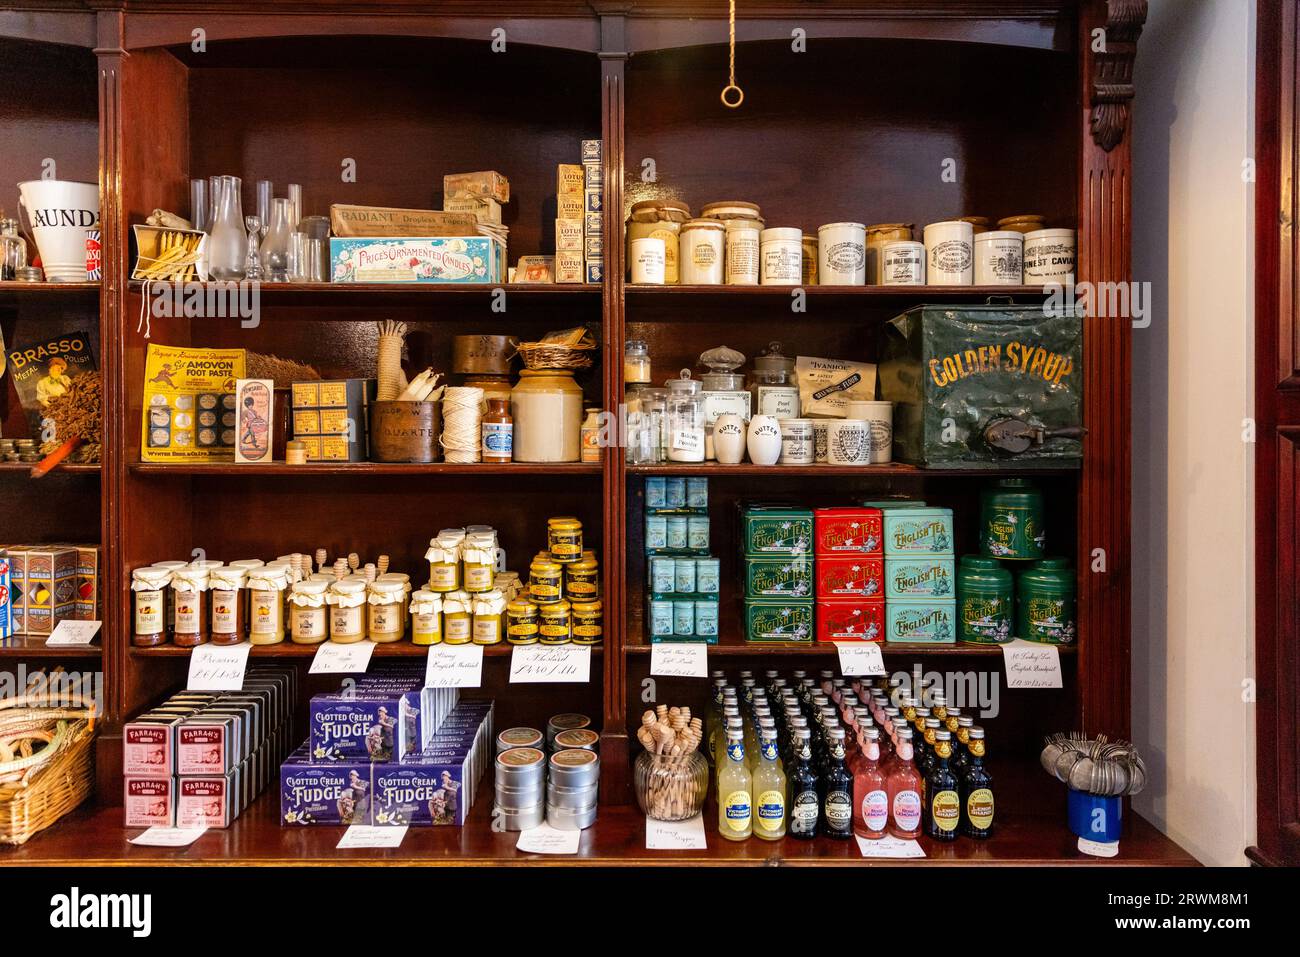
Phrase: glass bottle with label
[
  {"left": 752, "top": 730, "right": 787, "bottom": 840},
  {"left": 821, "top": 726, "right": 854, "bottom": 840},
  {"left": 747, "top": 341, "right": 800, "bottom": 420},
  {"left": 442, "top": 590, "right": 473, "bottom": 644},
  {"left": 171, "top": 565, "right": 211, "bottom": 647},
  {"left": 131, "top": 566, "right": 172, "bottom": 647},
  {"left": 481, "top": 397, "right": 513, "bottom": 463},
  {"left": 717, "top": 727, "right": 753, "bottom": 841},
  {"left": 788, "top": 726, "right": 819, "bottom": 840},
  {"left": 208, "top": 566, "right": 248, "bottom": 645},
  {"left": 853, "top": 726, "right": 889, "bottom": 840},
  {"left": 425, "top": 530, "right": 464, "bottom": 592},
  {"left": 925, "top": 730, "right": 961, "bottom": 841},
  {"left": 409, "top": 589, "right": 443, "bottom": 645},
  {"left": 0, "top": 218, "right": 28, "bottom": 280},
  {"left": 698, "top": 345, "right": 750, "bottom": 437},
  {"left": 247, "top": 564, "right": 289, "bottom": 645},
  {"left": 664, "top": 369, "right": 705, "bottom": 463},
  {"left": 960, "top": 726, "right": 994, "bottom": 839},
  {"left": 580, "top": 407, "right": 602, "bottom": 463},
  {"left": 886, "top": 727, "right": 923, "bottom": 840},
  {"left": 368, "top": 579, "right": 406, "bottom": 643}
]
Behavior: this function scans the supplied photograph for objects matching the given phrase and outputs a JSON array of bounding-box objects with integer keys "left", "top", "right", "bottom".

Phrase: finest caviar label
[
  {"left": 723, "top": 791, "right": 752, "bottom": 832},
  {"left": 967, "top": 788, "right": 995, "bottom": 830},
  {"left": 931, "top": 789, "right": 960, "bottom": 832},
  {"left": 757, "top": 790, "right": 785, "bottom": 832}
]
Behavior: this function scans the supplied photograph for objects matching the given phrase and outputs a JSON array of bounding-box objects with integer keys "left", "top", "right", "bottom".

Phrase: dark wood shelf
[
  {"left": 628, "top": 284, "right": 1050, "bottom": 300},
  {"left": 626, "top": 633, "right": 1078, "bottom": 657},
  {"left": 130, "top": 641, "right": 602, "bottom": 659},
  {"left": 626, "top": 463, "right": 1077, "bottom": 478},
  {"left": 0, "top": 635, "right": 101, "bottom": 658},
  {"left": 0, "top": 768, "right": 1194, "bottom": 867},
  {"left": 127, "top": 280, "right": 601, "bottom": 310},
  {"left": 129, "top": 461, "right": 602, "bottom": 477},
  {"left": 0, "top": 462, "right": 101, "bottom": 475},
  {"left": 0, "top": 281, "right": 99, "bottom": 299}
]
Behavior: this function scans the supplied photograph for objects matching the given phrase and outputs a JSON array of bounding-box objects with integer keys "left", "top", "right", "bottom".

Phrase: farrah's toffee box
[
  {"left": 176, "top": 767, "right": 242, "bottom": 829},
  {"left": 124, "top": 776, "right": 175, "bottom": 828},
  {"left": 123, "top": 715, "right": 183, "bottom": 776}
]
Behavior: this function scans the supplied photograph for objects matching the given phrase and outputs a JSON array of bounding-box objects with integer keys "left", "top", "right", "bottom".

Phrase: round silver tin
[
  {"left": 496, "top": 727, "right": 544, "bottom": 754},
  {"left": 547, "top": 748, "right": 600, "bottom": 788},
  {"left": 496, "top": 802, "right": 546, "bottom": 831},
  {"left": 545, "top": 802, "right": 598, "bottom": 830},
  {"left": 546, "top": 781, "right": 599, "bottom": 811}
]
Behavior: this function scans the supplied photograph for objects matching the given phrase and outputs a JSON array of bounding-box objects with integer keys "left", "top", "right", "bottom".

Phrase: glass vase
[
  {"left": 207, "top": 175, "right": 246, "bottom": 281},
  {"left": 634, "top": 750, "right": 710, "bottom": 821},
  {"left": 260, "top": 197, "right": 293, "bottom": 282}
]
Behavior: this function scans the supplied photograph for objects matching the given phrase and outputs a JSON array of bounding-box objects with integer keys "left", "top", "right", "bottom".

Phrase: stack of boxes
[
  {"left": 443, "top": 169, "right": 510, "bottom": 245},
  {"left": 554, "top": 140, "right": 603, "bottom": 284},
  {"left": 813, "top": 507, "right": 885, "bottom": 642},
  {"left": 645, "top": 476, "right": 719, "bottom": 642},
  {"left": 0, "top": 544, "right": 100, "bottom": 638},
  {"left": 280, "top": 666, "right": 492, "bottom": 827},
  {"left": 742, "top": 505, "right": 814, "bottom": 643},
  {"left": 123, "top": 667, "right": 297, "bottom": 828},
  {"left": 881, "top": 502, "right": 957, "bottom": 643}
]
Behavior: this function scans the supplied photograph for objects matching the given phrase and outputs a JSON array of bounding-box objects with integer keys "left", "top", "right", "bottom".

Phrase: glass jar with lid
[
  {"left": 748, "top": 341, "right": 800, "bottom": 419},
  {"left": 248, "top": 564, "right": 290, "bottom": 645},
  {"left": 462, "top": 531, "right": 500, "bottom": 592},
  {"left": 209, "top": 566, "right": 248, "bottom": 645},
  {"left": 866, "top": 223, "right": 914, "bottom": 283},
  {"left": 0, "top": 219, "right": 28, "bottom": 281},
  {"left": 472, "top": 589, "right": 507, "bottom": 645},
  {"left": 442, "top": 590, "right": 473, "bottom": 643},
  {"left": 624, "top": 339, "right": 651, "bottom": 385},
  {"left": 626, "top": 199, "right": 691, "bottom": 284},
  {"left": 289, "top": 579, "right": 330, "bottom": 644},
  {"left": 529, "top": 559, "right": 564, "bottom": 604},
  {"left": 410, "top": 589, "right": 443, "bottom": 645},
  {"left": 426, "top": 529, "right": 465, "bottom": 592},
  {"left": 664, "top": 369, "right": 706, "bottom": 463},
  {"left": 626, "top": 386, "right": 667, "bottom": 465},
  {"left": 171, "top": 565, "right": 211, "bottom": 647},
  {"left": 132, "top": 566, "right": 172, "bottom": 647},
  {"left": 328, "top": 579, "right": 367, "bottom": 643},
  {"left": 547, "top": 516, "right": 583, "bottom": 564},
  {"left": 367, "top": 579, "right": 407, "bottom": 643},
  {"left": 699, "top": 344, "right": 751, "bottom": 439}
]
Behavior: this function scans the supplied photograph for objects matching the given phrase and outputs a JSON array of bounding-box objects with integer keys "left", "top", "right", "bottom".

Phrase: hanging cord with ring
[{"left": 720, "top": 0, "right": 744, "bottom": 108}]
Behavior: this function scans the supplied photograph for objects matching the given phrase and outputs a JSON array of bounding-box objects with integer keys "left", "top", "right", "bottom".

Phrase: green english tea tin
[
  {"left": 957, "top": 555, "right": 1014, "bottom": 643},
  {"left": 744, "top": 599, "right": 814, "bottom": 642},
  {"left": 980, "top": 478, "right": 1046, "bottom": 560},
  {"left": 884, "top": 600, "right": 957, "bottom": 644},
  {"left": 744, "top": 557, "right": 814, "bottom": 598},
  {"left": 1016, "top": 557, "right": 1076, "bottom": 644},
  {"left": 741, "top": 507, "right": 813, "bottom": 556},
  {"left": 884, "top": 558, "right": 955, "bottom": 599}
]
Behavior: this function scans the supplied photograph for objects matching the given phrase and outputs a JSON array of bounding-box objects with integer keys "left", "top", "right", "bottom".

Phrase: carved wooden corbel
[{"left": 1090, "top": 0, "right": 1148, "bottom": 151}]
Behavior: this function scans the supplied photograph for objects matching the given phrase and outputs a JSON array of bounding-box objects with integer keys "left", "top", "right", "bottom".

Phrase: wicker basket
[
  {"left": 515, "top": 342, "right": 595, "bottom": 371},
  {"left": 0, "top": 696, "right": 96, "bottom": 846}
]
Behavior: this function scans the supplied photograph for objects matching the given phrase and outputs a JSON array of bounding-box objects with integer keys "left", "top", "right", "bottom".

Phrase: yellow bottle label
[
  {"left": 967, "top": 788, "right": 994, "bottom": 830},
  {"left": 932, "top": 789, "right": 960, "bottom": 832},
  {"left": 756, "top": 790, "right": 785, "bottom": 831},
  {"left": 723, "top": 791, "right": 751, "bottom": 832}
]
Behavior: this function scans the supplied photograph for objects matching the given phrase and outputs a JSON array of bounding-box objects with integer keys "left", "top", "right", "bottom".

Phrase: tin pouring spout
[{"left": 981, "top": 416, "right": 1087, "bottom": 456}]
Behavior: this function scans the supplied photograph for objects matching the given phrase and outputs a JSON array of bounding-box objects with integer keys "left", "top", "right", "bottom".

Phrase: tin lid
[
  {"left": 540, "top": 600, "right": 571, "bottom": 616},
  {"left": 530, "top": 559, "right": 561, "bottom": 572},
  {"left": 1019, "top": 557, "right": 1076, "bottom": 592},
  {"left": 549, "top": 747, "right": 600, "bottom": 778},
  {"left": 958, "top": 554, "right": 1013, "bottom": 584},
  {"left": 760, "top": 226, "right": 802, "bottom": 243},
  {"left": 569, "top": 557, "right": 599, "bottom": 573},
  {"left": 554, "top": 728, "right": 599, "bottom": 750},
  {"left": 496, "top": 746, "right": 546, "bottom": 771},
  {"left": 507, "top": 598, "right": 539, "bottom": 614},
  {"left": 548, "top": 713, "right": 591, "bottom": 734},
  {"left": 15, "top": 266, "right": 43, "bottom": 281},
  {"left": 497, "top": 728, "right": 544, "bottom": 750},
  {"left": 548, "top": 516, "right": 582, "bottom": 529},
  {"left": 570, "top": 600, "right": 602, "bottom": 614}
]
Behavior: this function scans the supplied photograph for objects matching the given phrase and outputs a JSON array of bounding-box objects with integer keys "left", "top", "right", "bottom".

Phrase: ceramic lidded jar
[
  {"left": 747, "top": 415, "right": 783, "bottom": 466},
  {"left": 713, "top": 413, "right": 747, "bottom": 464}
]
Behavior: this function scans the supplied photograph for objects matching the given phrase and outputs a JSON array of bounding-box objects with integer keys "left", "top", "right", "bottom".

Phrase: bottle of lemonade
[
  {"left": 853, "top": 726, "right": 889, "bottom": 840},
  {"left": 752, "top": 729, "right": 787, "bottom": 840},
  {"left": 718, "top": 727, "right": 752, "bottom": 841},
  {"left": 887, "top": 727, "right": 923, "bottom": 840}
]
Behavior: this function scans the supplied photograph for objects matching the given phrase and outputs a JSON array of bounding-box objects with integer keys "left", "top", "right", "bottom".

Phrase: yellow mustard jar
[
  {"left": 565, "top": 558, "right": 599, "bottom": 600},
  {"left": 462, "top": 532, "right": 499, "bottom": 593},
  {"left": 571, "top": 599, "right": 603, "bottom": 645},
  {"left": 410, "top": 589, "right": 443, "bottom": 645},
  {"left": 539, "top": 599, "right": 572, "bottom": 644},
  {"left": 529, "top": 560, "right": 563, "bottom": 604},
  {"left": 442, "top": 590, "right": 473, "bottom": 644},
  {"left": 425, "top": 530, "right": 465, "bottom": 593},
  {"left": 506, "top": 598, "right": 540, "bottom": 644},
  {"left": 472, "top": 589, "right": 506, "bottom": 645},
  {"left": 547, "top": 517, "right": 584, "bottom": 564}
]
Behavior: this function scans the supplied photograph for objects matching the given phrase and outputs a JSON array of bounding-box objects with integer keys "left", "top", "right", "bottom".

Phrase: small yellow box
[
  {"left": 293, "top": 410, "right": 322, "bottom": 435},
  {"left": 556, "top": 218, "right": 584, "bottom": 252},
  {"left": 556, "top": 164, "right": 584, "bottom": 197},
  {"left": 556, "top": 250, "right": 584, "bottom": 284}
]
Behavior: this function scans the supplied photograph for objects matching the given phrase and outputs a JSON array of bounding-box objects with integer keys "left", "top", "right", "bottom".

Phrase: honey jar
[
  {"left": 247, "top": 564, "right": 290, "bottom": 645},
  {"left": 539, "top": 600, "right": 572, "bottom": 644},
  {"left": 328, "top": 579, "right": 367, "bottom": 643},
  {"left": 506, "top": 598, "right": 540, "bottom": 644},
  {"left": 443, "top": 590, "right": 473, "bottom": 644},
  {"left": 565, "top": 558, "right": 599, "bottom": 600},
  {"left": 426, "top": 529, "right": 465, "bottom": 592},
  {"left": 288, "top": 579, "right": 329, "bottom": 644},
  {"left": 410, "top": 588, "right": 443, "bottom": 645},
  {"left": 570, "top": 599, "right": 603, "bottom": 645},
  {"left": 367, "top": 579, "right": 406, "bottom": 643},
  {"left": 547, "top": 517, "right": 583, "bottom": 564},
  {"left": 529, "top": 559, "right": 563, "bottom": 604},
  {"left": 472, "top": 589, "right": 507, "bottom": 645}
]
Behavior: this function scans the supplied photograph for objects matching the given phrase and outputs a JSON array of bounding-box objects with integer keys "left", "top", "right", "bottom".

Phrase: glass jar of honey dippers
[
  {"left": 529, "top": 559, "right": 563, "bottom": 604},
  {"left": 462, "top": 532, "right": 498, "bottom": 593},
  {"left": 426, "top": 529, "right": 465, "bottom": 592},
  {"left": 208, "top": 566, "right": 248, "bottom": 645},
  {"left": 248, "top": 564, "right": 290, "bottom": 645},
  {"left": 571, "top": 599, "right": 603, "bottom": 645},
  {"left": 472, "top": 589, "right": 507, "bottom": 645},
  {"left": 547, "top": 517, "right": 583, "bottom": 563},
  {"left": 289, "top": 579, "right": 329, "bottom": 644},
  {"left": 368, "top": 579, "right": 406, "bottom": 643},
  {"left": 171, "top": 565, "right": 211, "bottom": 647},
  {"left": 132, "top": 566, "right": 172, "bottom": 647},
  {"left": 442, "top": 590, "right": 473, "bottom": 644},
  {"left": 565, "top": 558, "right": 599, "bottom": 600},
  {"left": 410, "top": 589, "right": 443, "bottom": 645},
  {"left": 328, "top": 579, "right": 367, "bottom": 643},
  {"left": 539, "top": 599, "right": 572, "bottom": 644},
  {"left": 507, "top": 598, "right": 540, "bottom": 644}
]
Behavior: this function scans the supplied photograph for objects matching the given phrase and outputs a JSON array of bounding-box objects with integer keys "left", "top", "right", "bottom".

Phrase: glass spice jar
[
  {"left": 506, "top": 597, "right": 540, "bottom": 644},
  {"left": 367, "top": 579, "right": 406, "bottom": 643},
  {"left": 171, "top": 565, "right": 211, "bottom": 647},
  {"left": 288, "top": 579, "right": 330, "bottom": 644},
  {"left": 247, "top": 564, "right": 290, "bottom": 645},
  {"left": 570, "top": 599, "right": 603, "bottom": 645},
  {"left": 529, "top": 559, "right": 563, "bottom": 604},
  {"left": 472, "top": 589, "right": 507, "bottom": 645},
  {"left": 0, "top": 218, "right": 29, "bottom": 281},
  {"left": 208, "top": 566, "right": 248, "bottom": 645},
  {"left": 547, "top": 516, "right": 583, "bottom": 564},
  {"left": 442, "top": 591, "right": 473, "bottom": 644},
  {"left": 132, "top": 566, "right": 172, "bottom": 647},
  {"left": 410, "top": 589, "right": 443, "bottom": 645},
  {"left": 539, "top": 599, "right": 572, "bottom": 644},
  {"left": 748, "top": 341, "right": 800, "bottom": 420},
  {"left": 426, "top": 529, "right": 465, "bottom": 592},
  {"left": 328, "top": 579, "right": 367, "bottom": 644},
  {"left": 624, "top": 339, "right": 651, "bottom": 385},
  {"left": 664, "top": 369, "right": 705, "bottom": 463}
]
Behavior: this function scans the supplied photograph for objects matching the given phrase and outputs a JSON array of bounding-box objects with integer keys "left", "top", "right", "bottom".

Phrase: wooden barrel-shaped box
[{"left": 369, "top": 400, "right": 442, "bottom": 462}]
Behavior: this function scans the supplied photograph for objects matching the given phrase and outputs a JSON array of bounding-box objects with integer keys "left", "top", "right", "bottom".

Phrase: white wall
[{"left": 1131, "top": 0, "right": 1256, "bottom": 866}]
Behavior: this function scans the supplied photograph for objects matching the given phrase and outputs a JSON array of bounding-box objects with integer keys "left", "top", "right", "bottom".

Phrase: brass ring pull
[{"left": 720, "top": 84, "right": 744, "bottom": 108}]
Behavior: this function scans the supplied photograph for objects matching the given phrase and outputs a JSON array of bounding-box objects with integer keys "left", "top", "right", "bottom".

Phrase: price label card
[
  {"left": 1001, "top": 639, "right": 1063, "bottom": 689},
  {"left": 650, "top": 643, "right": 708, "bottom": 678},
  {"left": 129, "top": 827, "right": 207, "bottom": 847},
  {"left": 337, "top": 825, "right": 408, "bottom": 849},
  {"left": 46, "top": 620, "right": 102, "bottom": 646},
  {"left": 425, "top": 644, "right": 484, "bottom": 688},
  {"left": 1077, "top": 837, "right": 1120, "bottom": 858},
  {"left": 855, "top": 835, "right": 926, "bottom": 859},
  {"left": 187, "top": 642, "right": 252, "bottom": 691},
  {"left": 835, "top": 642, "right": 886, "bottom": 677},
  {"left": 509, "top": 645, "right": 591, "bottom": 684},
  {"left": 646, "top": 814, "right": 708, "bottom": 850},
  {"left": 516, "top": 823, "right": 581, "bottom": 855},
  {"left": 671, "top": 430, "right": 703, "bottom": 454},
  {"left": 309, "top": 640, "right": 376, "bottom": 675}
]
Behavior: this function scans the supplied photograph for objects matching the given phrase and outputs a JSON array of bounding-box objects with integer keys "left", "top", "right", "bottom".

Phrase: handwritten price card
[
  {"left": 1001, "top": 639, "right": 1063, "bottom": 689},
  {"left": 650, "top": 643, "right": 708, "bottom": 678},
  {"left": 509, "top": 645, "right": 591, "bottom": 684},
  {"left": 424, "top": 644, "right": 484, "bottom": 688},
  {"left": 835, "top": 642, "right": 886, "bottom": 677},
  {"left": 187, "top": 642, "right": 252, "bottom": 691},
  {"left": 310, "top": 640, "right": 376, "bottom": 674}
]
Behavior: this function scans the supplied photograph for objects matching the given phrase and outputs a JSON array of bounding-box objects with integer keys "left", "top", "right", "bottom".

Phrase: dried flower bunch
[{"left": 39, "top": 371, "right": 102, "bottom": 463}]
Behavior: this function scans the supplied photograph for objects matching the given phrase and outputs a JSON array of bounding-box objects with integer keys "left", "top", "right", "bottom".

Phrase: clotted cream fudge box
[
  {"left": 280, "top": 747, "right": 373, "bottom": 826},
  {"left": 372, "top": 753, "right": 474, "bottom": 826}
]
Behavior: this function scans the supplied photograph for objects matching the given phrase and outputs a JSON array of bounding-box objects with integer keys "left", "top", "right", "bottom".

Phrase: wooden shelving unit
[{"left": 0, "top": 0, "right": 1181, "bottom": 866}]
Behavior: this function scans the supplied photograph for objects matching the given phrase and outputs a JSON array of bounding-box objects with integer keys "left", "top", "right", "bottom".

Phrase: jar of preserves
[
  {"left": 171, "top": 565, "right": 210, "bottom": 647},
  {"left": 472, "top": 589, "right": 507, "bottom": 645},
  {"left": 442, "top": 590, "right": 473, "bottom": 644},
  {"left": 679, "top": 218, "right": 726, "bottom": 285},
  {"left": 529, "top": 559, "right": 563, "bottom": 604},
  {"left": 426, "top": 529, "right": 465, "bottom": 592},
  {"left": 956, "top": 556, "right": 1014, "bottom": 644},
  {"left": 565, "top": 558, "right": 599, "bottom": 600},
  {"left": 571, "top": 599, "right": 603, "bottom": 645},
  {"left": 208, "top": 566, "right": 248, "bottom": 645},
  {"left": 506, "top": 597, "right": 540, "bottom": 644},
  {"left": 626, "top": 199, "right": 690, "bottom": 284},
  {"left": 511, "top": 370, "right": 583, "bottom": 463},
  {"left": 289, "top": 579, "right": 330, "bottom": 644},
  {"left": 368, "top": 579, "right": 406, "bottom": 643},
  {"left": 328, "top": 579, "right": 367, "bottom": 643},
  {"left": 539, "top": 600, "right": 572, "bottom": 644},
  {"left": 865, "top": 223, "right": 914, "bottom": 284},
  {"left": 132, "top": 566, "right": 172, "bottom": 647},
  {"left": 748, "top": 341, "right": 800, "bottom": 419},
  {"left": 410, "top": 589, "right": 443, "bottom": 645},
  {"left": 462, "top": 531, "right": 500, "bottom": 592},
  {"left": 247, "top": 564, "right": 290, "bottom": 645},
  {"left": 548, "top": 517, "right": 583, "bottom": 564}
]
